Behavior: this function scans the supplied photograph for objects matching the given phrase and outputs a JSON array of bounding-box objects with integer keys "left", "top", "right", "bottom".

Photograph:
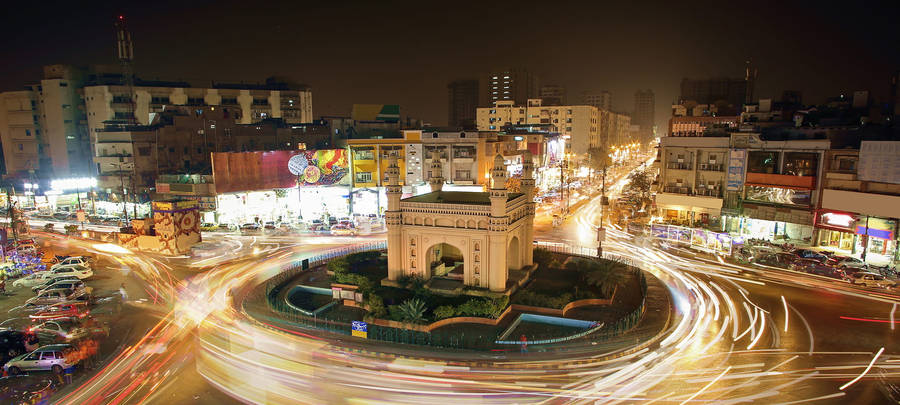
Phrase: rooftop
[{"left": 402, "top": 191, "right": 523, "bottom": 205}]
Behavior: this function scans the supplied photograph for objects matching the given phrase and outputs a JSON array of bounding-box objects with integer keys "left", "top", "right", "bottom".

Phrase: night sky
[{"left": 2, "top": 0, "right": 898, "bottom": 129}]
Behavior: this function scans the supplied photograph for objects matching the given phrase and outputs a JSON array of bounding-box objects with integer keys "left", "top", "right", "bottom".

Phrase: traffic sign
[{"left": 351, "top": 321, "right": 368, "bottom": 338}]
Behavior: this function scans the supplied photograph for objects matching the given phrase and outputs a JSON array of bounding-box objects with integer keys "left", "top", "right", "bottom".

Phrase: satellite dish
[{"left": 288, "top": 154, "right": 308, "bottom": 176}]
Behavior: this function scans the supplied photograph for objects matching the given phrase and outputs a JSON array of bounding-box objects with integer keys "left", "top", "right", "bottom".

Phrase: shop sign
[
  {"left": 856, "top": 217, "right": 897, "bottom": 240},
  {"left": 819, "top": 212, "right": 855, "bottom": 229},
  {"left": 726, "top": 149, "right": 747, "bottom": 191}
]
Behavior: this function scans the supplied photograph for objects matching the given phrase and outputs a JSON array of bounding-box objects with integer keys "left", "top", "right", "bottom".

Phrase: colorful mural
[{"left": 212, "top": 149, "right": 350, "bottom": 194}]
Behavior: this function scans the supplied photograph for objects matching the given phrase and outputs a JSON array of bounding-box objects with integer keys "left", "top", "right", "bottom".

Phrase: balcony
[
  {"left": 664, "top": 186, "right": 692, "bottom": 195},
  {"left": 666, "top": 162, "right": 693, "bottom": 170},
  {"left": 698, "top": 163, "right": 724, "bottom": 172},
  {"left": 745, "top": 172, "right": 815, "bottom": 189},
  {"left": 95, "top": 155, "right": 134, "bottom": 165}
]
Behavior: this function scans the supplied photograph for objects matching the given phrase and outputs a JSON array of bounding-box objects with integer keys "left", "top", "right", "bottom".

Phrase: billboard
[
  {"left": 212, "top": 150, "right": 349, "bottom": 194},
  {"left": 726, "top": 149, "right": 747, "bottom": 191},
  {"left": 858, "top": 141, "right": 900, "bottom": 185}
]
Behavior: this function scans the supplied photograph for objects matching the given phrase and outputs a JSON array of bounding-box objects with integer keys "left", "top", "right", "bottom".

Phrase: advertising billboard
[
  {"left": 858, "top": 141, "right": 900, "bottom": 185},
  {"left": 726, "top": 149, "right": 747, "bottom": 191},
  {"left": 212, "top": 150, "right": 349, "bottom": 194}
]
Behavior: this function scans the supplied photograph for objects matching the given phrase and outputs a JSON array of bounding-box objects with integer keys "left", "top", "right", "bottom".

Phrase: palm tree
[
  {"left": 398, "top": 298, "right": 427, "bottom": 324},
  {"left": 582, "top": 262, "right": 628, "bottom": 298}
]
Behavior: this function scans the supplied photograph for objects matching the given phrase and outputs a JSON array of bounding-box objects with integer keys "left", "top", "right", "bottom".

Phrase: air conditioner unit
[{"left": 699, "top": 163, "right": 708, "bottom": 170}]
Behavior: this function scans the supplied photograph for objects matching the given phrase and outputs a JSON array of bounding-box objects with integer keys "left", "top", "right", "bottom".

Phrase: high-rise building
[
  {"left": 539, "top": 84, "right": 567, "bottom": 106},
  {"left": 480, "top": 68, "right": 538, "bottom": 107},
  {"left": 679, "top": 77, "right": 747, "bottom": 114},
  {"left": 633, "top": 89, "right": 655, "bottom": 142},
  {"left": 447, "top": 79, "right": 479, "bottom": 128},
  {"left": 583, "top": 91, "right": 612, "bottom": 110},
  {"left": 0, "top": 65, "right": 94, "bottom": 179}
]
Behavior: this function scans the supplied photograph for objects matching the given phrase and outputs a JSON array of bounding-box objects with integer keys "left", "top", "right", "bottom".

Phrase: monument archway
[{"left": 426, "top": 242, "right": 465, "bottom": 279}]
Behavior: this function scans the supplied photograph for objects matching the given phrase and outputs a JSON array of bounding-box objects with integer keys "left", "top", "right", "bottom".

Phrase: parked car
[
  {"left": 25, "top": 288, "right": 90, "bottom": 307},
  {"left": 49, "top": 265, "right": 93, "bottom": 280},
  {"left": 28, "top": 321, "right": 89, "bottom": 342},
  {"left": 11, "top": 272, "right": 56, "bottom": 289},
  {"left": 330, "top": 224, "right": 358, "bottom": 236},
  {"left": 33, "top": 280, "right": 85, "bottom": 296},
  {"left": 239, "top": 223, "right": 261, "bottom": 233},
  {"left": 790, "top": 258, "right": 845, "bottom": 279},
  {"left": 791, "top": 249, "right": 829, "bottom": 263},
  {"left": 308, "top": 220, "right": 328, "bottom": 232},
  {"left": 28, "top": 303, "right": 90, "bottom": 322},
  {"left": 263, "top": 221, "right": 277, "bottom": 230},
  {"left": 849, "top": 272, "right": 897, "bottom": 289},
  {"left": 50, "top": 256, "right": 91, "bottom": 271},
  {"left": 832, "top": 256, "right": 868, "bottom": 271},
  {"left": 29, "top": 276, "right": 80, "bottom": 293},
  {"left": 199, "top": 223, "right": 219, "bottom": 232},
  {"left": 755, "top": 252, "right": 797, "bottom": 269},
  {"left": 4, "top": 344, "right": 74, "bottom": 375},
  {"left": 218, "top": 223, "right": 234, "bottom": 231}
]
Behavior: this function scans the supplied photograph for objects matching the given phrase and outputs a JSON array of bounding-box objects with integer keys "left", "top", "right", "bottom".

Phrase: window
[
  {"left": 25, "top": 129, "right": 31, "bottom": 136},
  {"left": 151, "top": 96, "right": 170, "bottom": 104},
  {"left": 168, "top": 147, "right": 175, "bottom": 153},
  {"left": 59, "top": 82, "right": 68, "bottom": 87},
  {"left": 455, "top": 170, "right": 471, "bottom": 180},
  {"left": 187, "top": 97, "right": 205, "bottom": 106},
  {"left": 18, "top": 144, "right": 23, "bottom": 151},
  {"left": 353, "top": 148, "right": 374, "bottom": 160},
  {"left": 138, "top": 147, "right": 151, "bottom": 156},
  {"left": 355, "top": 172, "right": 373, "bottom": 183},
  {"left": 459, "top": 132, "right": 466, "bottom": 138},
  {"left": 183, "top": 147, "right": 189, "bottom": 154},
  {"left": 252, "top": 98, "right": 268, "bottom": 106},
  {"left": 433, "top": 132, "right": 439, "bottom": 138},
  {"left": 221, "top": 97, "right": 238, "bottom": 105},
  {"left": 196, "top": 147, "right": 202, "bottom": 154}
]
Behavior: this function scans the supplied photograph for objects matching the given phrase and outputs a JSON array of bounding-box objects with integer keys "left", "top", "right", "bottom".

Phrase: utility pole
[{"left": 597, "top": 165, "right": 607, "bottom": 259}]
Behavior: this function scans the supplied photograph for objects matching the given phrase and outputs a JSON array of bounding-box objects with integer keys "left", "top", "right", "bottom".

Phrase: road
[{"left": 37, "top": 155, "right": 900, "bottom": 404}]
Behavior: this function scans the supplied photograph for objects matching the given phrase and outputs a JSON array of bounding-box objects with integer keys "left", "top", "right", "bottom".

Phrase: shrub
[
  {"left": 456, "top": 297, "right": 509, "bottom": 319},
  {"left": 346, "top": 250, "right": 380, "bottom": 266},
  {"left": 365, "top": 294, "right": 387, "bottom": 318},
  {"left": 512, "top": 291, "right": 573, "bottom": 309},
  {"left": 433, "top": 305, "right": 457, "bottom": 320},
  {"left": 327, "top": 258, "right": 349, "bottom": 274},
  {"left": 397, "top": 298, "right": 427, "bottom": 324}
]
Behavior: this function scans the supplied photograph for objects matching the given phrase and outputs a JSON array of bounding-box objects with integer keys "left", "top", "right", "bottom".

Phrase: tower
[
  {"left": 428, "top": 150, "right": 444, "bottom": 192},
  {"left": 385, "top": 153, "right": 404, "bottom": 280},
  {"left": 115, "top": 15, "right": 135, "bottom": 125},
  {"left": 488, "top": 154, "right": 509, "bottom": 291},
  {"left": 521, "top": 150, "right": 535, "bottom": 267}
]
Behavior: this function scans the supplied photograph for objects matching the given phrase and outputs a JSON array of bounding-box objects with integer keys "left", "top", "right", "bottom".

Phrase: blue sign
[
  {"left": 726, "top": 149, "right": 747, "bottom": 191},
  {"left": 351, "top": 321, "right": 368, "bottom": 338}
]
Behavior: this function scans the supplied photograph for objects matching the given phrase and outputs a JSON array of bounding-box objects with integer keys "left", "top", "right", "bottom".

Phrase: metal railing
[{"left": 666, "top": 162, "right": 692, "bottom": 170}]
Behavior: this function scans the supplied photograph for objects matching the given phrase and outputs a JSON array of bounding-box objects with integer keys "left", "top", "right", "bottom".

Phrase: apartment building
[
  {"left": 815, "top": 141, "right": 900, "bottom": 264},
  {"left": 656, "top": 136, "right": 730, "bottom": 226},
  {"left": 476, "top": 99, "right": 629, "bottom": 155}
]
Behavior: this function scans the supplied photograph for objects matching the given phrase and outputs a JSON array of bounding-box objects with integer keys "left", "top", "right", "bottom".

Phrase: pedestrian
[
  {"left": 520, "top": 334, "right": 528, "bottom": 353},
  {"left": 119, "top": 283, "right": 128, "bottom": 302}
]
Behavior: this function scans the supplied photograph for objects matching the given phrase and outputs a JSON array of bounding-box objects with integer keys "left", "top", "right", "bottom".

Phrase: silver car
[
  {"left": 850, "top": 272, "right": 897, "bottom": 289},
  {"left": 3, "top": 344, "right": 73, "bottom": 375}
]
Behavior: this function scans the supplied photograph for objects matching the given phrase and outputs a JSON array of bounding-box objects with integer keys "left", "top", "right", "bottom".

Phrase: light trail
[
  {"left": 679, "top": 365, "right": 732, "bottom": 405},
  {"left": 781, "top": 296, "right": 789, "bottom": 332},
  {"left": 838, "top": 347, "right": 884, "bottom": 390}
]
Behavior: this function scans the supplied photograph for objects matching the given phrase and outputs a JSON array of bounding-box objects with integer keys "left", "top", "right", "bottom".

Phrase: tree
[
  {"left": 626, "top": 170, "right": 653, "bottom": 200},
  {"left": 588, "top": 147, "right": 612, "bottom": 185},
  {"left": 582, "top": 261, "right": 628, "bottom": 298},
  {"left": 398, "top": 298, "right": 427, "bottom": 324},
  {"left": 433, "top": 305, "right": 456, "bottom": 320}
]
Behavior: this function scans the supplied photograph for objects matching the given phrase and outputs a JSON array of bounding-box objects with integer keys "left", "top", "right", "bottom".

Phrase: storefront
[
  {"left": 814, "top": 210, "right": 858, "bottom": 253},
  {"left": 856, "top": 216, "right": 897, "bottom": 263},
  {"left": 215, "top": 187, "right": 350, "bottom": 226}
]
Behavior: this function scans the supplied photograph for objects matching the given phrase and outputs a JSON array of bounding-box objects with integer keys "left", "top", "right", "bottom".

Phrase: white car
[
  {"left": 833, "top": 256, "right": 868, "bottom": 271},
  {"left": 4, "top": 344, "right": 74, "bottom": 375},
  {"left": 50, "top": 257, "right": 90, "bottom": 271},
  {"left": 12, "top": 272, "right": 59, "bottom": 288},
  {"left": 28, "top": 321, "right": 89, "bottom": 342},
  {"left": 850, "top": 272, "right": 897, "bottom": 289},
  {"left": 49, "top": 265, "right": 93, "bottom": 280}
]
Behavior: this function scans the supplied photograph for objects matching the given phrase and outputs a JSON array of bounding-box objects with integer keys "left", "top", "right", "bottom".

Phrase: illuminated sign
[
  {"left": 351, "top": 321, "right": 367, "bottom": 339},
  {"left": 514, "top": 136, "right": 524, "bottom": 141},
  {"left": 821, "top": 212, "right": 854, "bottom": 228},
  {"left": 50, "top": 178, "right": 97, "bottom": 192}
]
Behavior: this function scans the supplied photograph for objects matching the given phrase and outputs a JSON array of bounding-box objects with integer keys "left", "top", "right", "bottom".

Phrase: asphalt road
[{"left": 28, "top": 154, "right": 900, "bottom": 404}]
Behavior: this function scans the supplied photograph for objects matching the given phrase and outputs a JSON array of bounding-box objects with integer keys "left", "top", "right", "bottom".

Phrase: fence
[
  {"left": 254, "top": 241, "right": 650, "bottom": 351},
  {"left": 535, "top": 241, "right": 635, "bottom": 267}
]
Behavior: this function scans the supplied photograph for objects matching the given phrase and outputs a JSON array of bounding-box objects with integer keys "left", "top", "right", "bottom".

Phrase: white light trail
[
  {"left": 781, "top": 296, "right": 789, "bottom": 333},
  {"left": 892, "top": 303, "right": 897, "bottom": 331},
  {"left": 679, "top": 366, "right": 732, "bottom": 405},
  {"left": 838, "top": 347, "right": 884, "bottom": 390}
]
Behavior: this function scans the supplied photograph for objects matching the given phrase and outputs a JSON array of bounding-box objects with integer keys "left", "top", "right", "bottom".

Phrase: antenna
[{"left": 115, "top": 15, "right": 135, "bottom": 125}]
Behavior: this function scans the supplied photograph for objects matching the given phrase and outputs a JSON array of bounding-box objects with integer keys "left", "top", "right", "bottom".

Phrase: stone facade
[{"left": 386, "top": 151, "right": 535, "bottom": 291}]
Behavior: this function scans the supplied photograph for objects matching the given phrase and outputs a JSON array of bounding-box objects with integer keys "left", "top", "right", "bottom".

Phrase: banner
[
  {"left": 212, "top": 150, "right": 349, "bottom": 194},
  {"left": 726, "top": 149, "right": 747, "bottom": 191}
]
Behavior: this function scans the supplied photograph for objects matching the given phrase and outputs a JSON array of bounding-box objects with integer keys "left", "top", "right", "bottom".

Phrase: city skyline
[{"left": 1, "top": 1, "right": 898, "bottom": 130}]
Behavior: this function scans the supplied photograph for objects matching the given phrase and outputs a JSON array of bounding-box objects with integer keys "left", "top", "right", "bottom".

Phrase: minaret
[
  {"left": 488, "top": 154, "right": 509, "bottom": 292},
  {"left": 521, "top": 150, "right": 535, "bottom": 267},
  {"left": 385, "top": 153, "right": 404, "bottom": 280},
  {"left": 428, "top": 150, "right": 444, "bottom": 192}
]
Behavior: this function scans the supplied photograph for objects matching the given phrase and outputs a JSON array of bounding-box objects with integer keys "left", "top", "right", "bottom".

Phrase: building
[
  {"left": 679, "top": 77, "right": 748, "bottom": 115},
  {"left": 480, "top": 68, "right": 539, "bottom": 107},
  {"left": 539, "top": 85, "right": 567, "bottom": 106},
  {"left": 476, "top": 99, "right": 630, "bottom": 155},
  {"left": 815, "top": 141, "right": 900, "bottom": 264},
  {"left": 633, "top": 89, "right": 655, "bottom": 142},
  {"left": 668, "top": 115, "right": 740, "bottom": 137},
  {"left": 83, "top": 76, "right": 313, "bottom": 149},
  {"left": 583, "top": 91, "right": 612, "bottom": 110},
  {"left": 447, "top": 79, "right": 480, "bottom": 128},
  {"left": 0, "top": 65, "right": 94, "bottom": 179},
  {"left": 656, "top": 136, "right": 730, "bottom": 226},
  {"left": 385, "top": 151, "right": 535, "bottom": 292}
]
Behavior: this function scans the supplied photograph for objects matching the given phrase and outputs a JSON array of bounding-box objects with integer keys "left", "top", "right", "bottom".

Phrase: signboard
[
  {"left": 651, "top": 224, "right": 668, "bottom": 239},
  {"left": 858, "top": 141, "right": 900, "bottom": 185},
  {"left": 351, "top": 321, "right": 368, "bottom": 338},
  {"left": 726, "top": 149, "right": 747, "bottom": 191},
  {"left": 76, "top": 210, "right": 86, "bottom": 223},
  {"left": 212, "top": 149, "right": 349, "bottom": 194}
]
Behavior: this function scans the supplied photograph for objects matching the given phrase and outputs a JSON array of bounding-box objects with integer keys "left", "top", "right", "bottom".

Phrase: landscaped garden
[{"left": 273, "top": 248, "right": 648, "bottom": 349}]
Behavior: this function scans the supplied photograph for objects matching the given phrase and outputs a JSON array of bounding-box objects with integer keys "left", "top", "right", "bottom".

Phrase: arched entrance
[
  {"left": 426, "top": 242, "right": 464, "bottom": 280},
  {"left": 508, "top": 236, "right": 521, "bottom": 271}
]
